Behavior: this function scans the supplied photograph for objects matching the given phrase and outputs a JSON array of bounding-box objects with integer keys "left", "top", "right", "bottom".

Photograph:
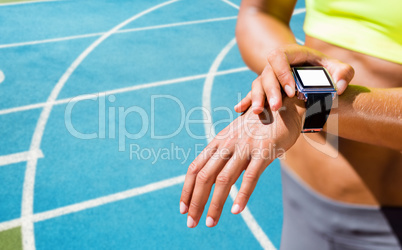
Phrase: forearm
[
  {"left": 325, "top": 86, "right": 402, "bottom": 150},
  {"left": 236, "top": 0, "right": 297, "bottom": 74}
]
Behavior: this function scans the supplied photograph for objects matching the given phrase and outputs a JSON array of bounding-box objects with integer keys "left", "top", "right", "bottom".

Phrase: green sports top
[{"left": 304, "top": 0, "right": 402, "bottom": 64}]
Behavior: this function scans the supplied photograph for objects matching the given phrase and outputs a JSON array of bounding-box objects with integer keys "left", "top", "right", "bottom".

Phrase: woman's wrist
[{"left": 282, "top": 96, "right": 306, "bottom": 119}]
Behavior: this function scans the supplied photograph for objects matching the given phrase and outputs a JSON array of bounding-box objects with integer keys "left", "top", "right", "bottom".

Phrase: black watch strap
[{"left": 302, "top": 93, "right": 333, "bottom": 133}]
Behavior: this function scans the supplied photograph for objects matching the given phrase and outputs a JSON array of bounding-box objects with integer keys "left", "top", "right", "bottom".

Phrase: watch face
[{"left": 293, "top": 67, "right": 335, "bottom": 90}]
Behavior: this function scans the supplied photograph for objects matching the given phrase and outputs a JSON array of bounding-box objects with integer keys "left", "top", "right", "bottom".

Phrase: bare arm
[
  {"left": 236, "top": 0, "right": 297, "bottom": 74},
  {"left": 235, "top": 0, "right": 354, "bottom": 113},
  {"left": 328, "top": 86, "right": 402, "bottom": 151}
]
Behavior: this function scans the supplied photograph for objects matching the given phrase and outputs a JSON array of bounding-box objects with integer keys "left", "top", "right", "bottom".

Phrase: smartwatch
[{"left": 291, "top": 66, "right": 337, "bottom": 133}]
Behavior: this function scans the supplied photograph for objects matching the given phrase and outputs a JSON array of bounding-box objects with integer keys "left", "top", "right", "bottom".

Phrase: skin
[{"left": 180, "top": 0, "right": 402, "bottom": 228}]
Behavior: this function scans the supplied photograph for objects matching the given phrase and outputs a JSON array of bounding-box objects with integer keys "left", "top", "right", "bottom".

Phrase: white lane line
[
  {"left": 0, "top": 0, "right": 57, "bottom": 6},
  {"left": 20, "top": 1, "right": 178, "bottom": 249},
  {"left": 0, "top": 67, "right": 249, "bottom": 116},
  {"left": 0, "top": 150, "right": 43, "bottom": 167},
  {"left": 293, "top": 8, "right": 306, "bottom": 15},
  {"left": 202, "top": 38, "right": 238, "bottom": 139},
  {"left": 0, "top": 175, "right": 185, "bottom": 232},
  {"left": 293, "top": 8, "right": 306, "bottom": 46},
  {"left": 0, "top": 16, "right": 237, "bottom": 49},
  {"left": 33, "top": 175, "right": 185, "bottom": 223},
  {"left": 296, "top": 38, "right": 305, "bottom": 45},
  {"left": 221, "top": 0, "right": 239, "bottom": 9},
  {"left": 119, "top": 16, "right": 237, "bottom": 34},
  {"left": 0, "top": 218, "right": 21, "bottom": 231},
  {"left": 293, "top": 8, "right": 306, "bottom": 45},
  {"left": 202, "top": 38, "right": 276, "bottom": 250},
  {"left": 0, "top": 70, "right": 4, "bottom": 84},
  {"left": 0, "top": 102, "right": 47, "bottom": 116},
  {"left": 229, "top": 186, "right": 276, "bottom": 250},
  {"left": 0, "top": 32, "right": 105, "bottom": 49}
]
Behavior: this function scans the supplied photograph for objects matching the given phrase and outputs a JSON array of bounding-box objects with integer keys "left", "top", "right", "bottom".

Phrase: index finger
[{"left": 267, "top": 49, "right": 296, "bottom": 98}]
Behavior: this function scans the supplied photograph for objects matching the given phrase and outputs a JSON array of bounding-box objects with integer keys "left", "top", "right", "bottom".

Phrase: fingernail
[
  {"left": 252, "top": 102, "right": 262, "bottom": 112},
  {"left": 284, "top": 85, "right": 294, "bottom": 96},
  {"left": 206, "top": 216, "right": 215, "bottom": 227},
  {"left": 269, "top": 97, "right": 277, "bottom": 111},
  {"left": 231, "top": 204, "right": 241, "bottom": 214},
  {"left": 234, "top": 104, "right": 238, "bottom": 110},
  {"left": 336, "top": 79, "right": 347, "bottom": 93},
  {"left": 180, "top": 201, "right": 188, "bottom": 214},
  {"left": 187, "top": 216, "right": 196, "bottom": 228}
]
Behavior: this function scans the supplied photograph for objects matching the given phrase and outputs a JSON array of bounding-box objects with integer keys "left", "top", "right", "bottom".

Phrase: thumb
[{"left": 324, "top": 59, "right": 355, "bottom": 94}]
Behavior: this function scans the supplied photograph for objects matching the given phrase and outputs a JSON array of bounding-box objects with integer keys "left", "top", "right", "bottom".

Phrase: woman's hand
[
  {"left": 180, "top": 97, "right": 305, "bottom": 228},
  {"left": 234, "top": 44, "right": 355, "bottom": 114}
]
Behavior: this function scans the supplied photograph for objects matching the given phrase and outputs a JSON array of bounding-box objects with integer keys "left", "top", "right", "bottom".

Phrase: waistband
[{"left": 281, "top": 165, "right": 401, "bottom": 246}]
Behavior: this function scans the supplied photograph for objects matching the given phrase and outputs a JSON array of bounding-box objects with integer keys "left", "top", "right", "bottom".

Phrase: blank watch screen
[{"left": 296, "top": 69, "right": 331, "bottom": 87}]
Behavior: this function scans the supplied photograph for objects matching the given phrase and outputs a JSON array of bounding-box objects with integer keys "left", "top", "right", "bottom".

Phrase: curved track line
[
  {"left": 202, "top": 38, "right": 276, "bottom": 250},
  {"left": 202, "top": 38, "right": 237, "bottom": 139},
  {"left": 20, "top": 1, "right": 178, "bottom": 249},
  {"left": 221, "top": 0, "right": 239, "bottom": 9},
  {"left": 0, "top": 0, "right": 57, "bottom": 7}
]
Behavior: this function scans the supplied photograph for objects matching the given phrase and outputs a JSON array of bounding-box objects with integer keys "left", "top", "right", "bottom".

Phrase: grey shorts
[{"left": 280, "top": 165, "right": 402, "bottom": 250}]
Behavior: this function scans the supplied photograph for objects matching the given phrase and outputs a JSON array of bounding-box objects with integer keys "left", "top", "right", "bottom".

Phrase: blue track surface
[{"left": 0, "top": 0, "right": 305, "bottom": 249}]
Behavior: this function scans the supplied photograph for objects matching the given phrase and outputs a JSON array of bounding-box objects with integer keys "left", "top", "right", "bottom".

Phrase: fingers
[
  {"left": 180, "top": 144, "right": 217, "bottom": 214},
  {"left": 282, "top": 44, "right": 355, "bottom": 95},
  {"left": 186, "top": 148, "right": 232, "bottom": 228},
  {"left": 265, "top": 44, "right": 355, "bottom": 97},
  {"left": 323, "top": 59, "right": 355, "bottom": 94},
  {"left": 231, "top": 158, "right": 272, "bottom": 214},
  {"left": 267, "top": 49, "right": 296, "bottom": 98},
  {"left": 246, "top": 45, "right": 354, "bottom": 113},
  {"left": 205, "top": 152, "right": 249, "bottom": 227},
  {"left": 260, "top": 63, "right": 283, "bottom": 112},
  {"left": 234, "top": 92, "right": 252, "bottom": 113},
  {"left": 251, "top": 76, "right": 265, "bottom": 114}
]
